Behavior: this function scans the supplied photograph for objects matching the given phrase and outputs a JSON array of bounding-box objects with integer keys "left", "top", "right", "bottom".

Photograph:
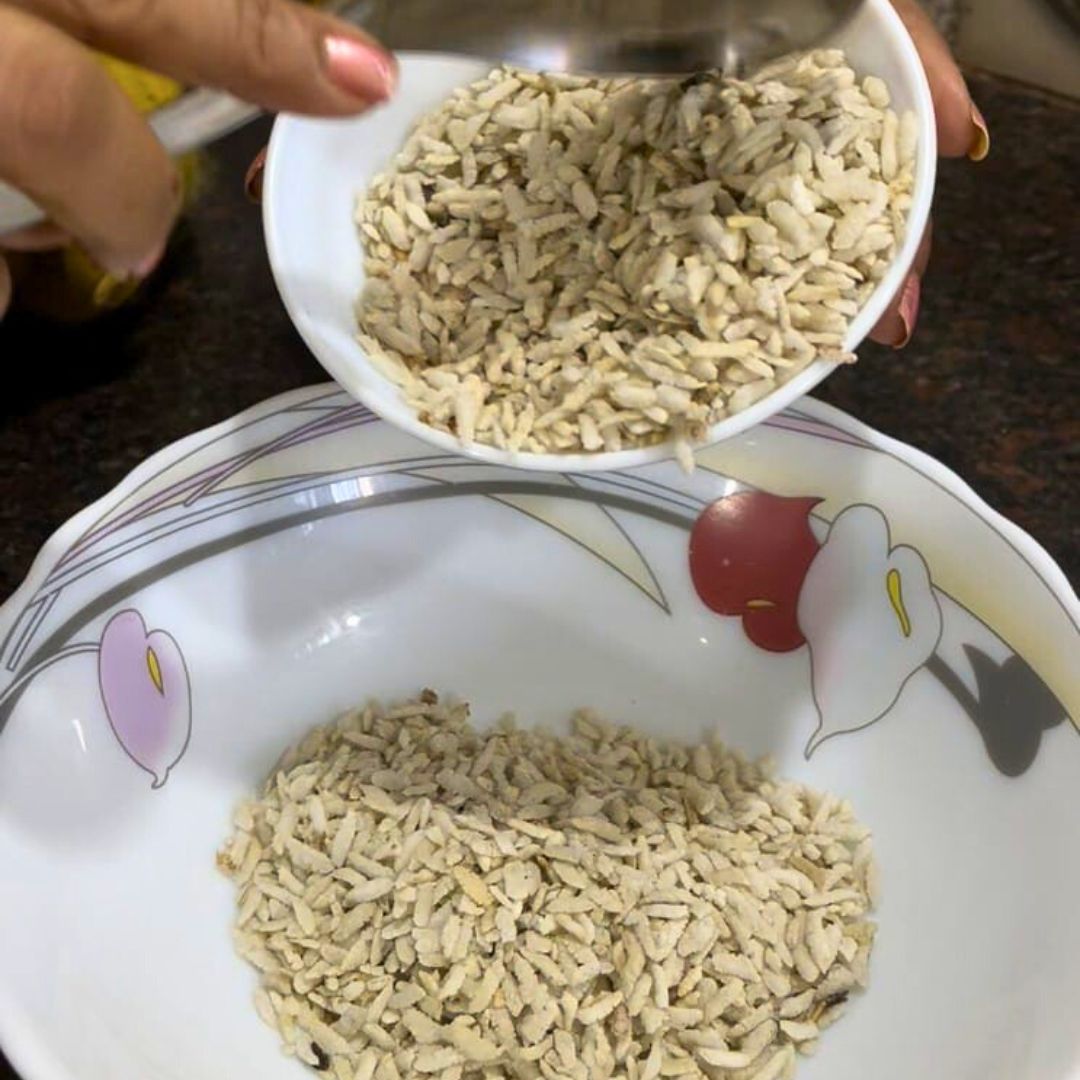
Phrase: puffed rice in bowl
[
  {"left": 220, "top": 693, "right": 881, "bottom": 1080},
  {"left": 263, "top": 0, "right": 935, "bottom": 471}
]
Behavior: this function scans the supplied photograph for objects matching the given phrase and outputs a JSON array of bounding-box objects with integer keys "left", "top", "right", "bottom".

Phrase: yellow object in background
[
  {"left": 96, "top": 55, "right": 186, "bottom": 113},
  {"left": 9, "top": 56, "right": 203, "bottom": 322}
]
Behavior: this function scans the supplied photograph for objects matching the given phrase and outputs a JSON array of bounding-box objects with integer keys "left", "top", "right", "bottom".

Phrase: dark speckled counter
[{"left": 0, "top": 71, "right": 1077, "bottom": 1077}]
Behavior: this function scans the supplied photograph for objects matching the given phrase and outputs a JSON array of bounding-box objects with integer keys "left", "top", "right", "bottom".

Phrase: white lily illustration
[{"left": 798, "top": 505, "right": 943, "bottom": 755}]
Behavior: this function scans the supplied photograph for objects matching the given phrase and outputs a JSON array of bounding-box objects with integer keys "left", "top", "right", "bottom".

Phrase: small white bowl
[{"left": 264, "top": 0, "right": 936, "bottom": 472}]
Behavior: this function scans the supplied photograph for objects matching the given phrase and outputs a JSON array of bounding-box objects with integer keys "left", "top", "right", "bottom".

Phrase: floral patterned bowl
[{"left": 0, "top": 387, "right": 1076, "bottom": 1080}]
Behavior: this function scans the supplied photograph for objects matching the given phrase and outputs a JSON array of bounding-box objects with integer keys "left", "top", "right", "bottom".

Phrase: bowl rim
[
  {"left": 1, "top": 386, "right": 1077, "bottom": 1080},
  {"left": 1, "top": 390, "right": 1074, "bottom": 659},
  {"left": 264, "top": 0, "right": 936, "bottom": 473}
]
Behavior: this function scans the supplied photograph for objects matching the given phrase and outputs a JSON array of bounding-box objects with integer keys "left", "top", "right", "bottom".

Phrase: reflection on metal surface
[{"left": 364, "top": 0, "right": 862, "bottom": 75}]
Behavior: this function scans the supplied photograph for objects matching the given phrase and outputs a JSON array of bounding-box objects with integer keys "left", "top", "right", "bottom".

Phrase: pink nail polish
[
  {"left": 324, "top": 36, "right": 396, "bottom": 104},
  {"left": 245, "top": 149, "right": 268, "bottom": 204},
  {"left": 895, "top": 275, "right": 921, "bottom": 349},
  {"left": 0, "top": 222, "right": 70, "bottom": 252},
  {"left": 969, "top": 103, "right": 990, "bottom": 162},
  {"left": 133, "top": 241, "right": 167, "bottom": 281}
]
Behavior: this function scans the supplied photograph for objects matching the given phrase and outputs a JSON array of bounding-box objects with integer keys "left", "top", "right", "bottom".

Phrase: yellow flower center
[
  {"left": 886, "top": 568, "right": 912, "bottom": 638},
  {"left": 146, "top": 647, "right": 165, "bottom": 695}
]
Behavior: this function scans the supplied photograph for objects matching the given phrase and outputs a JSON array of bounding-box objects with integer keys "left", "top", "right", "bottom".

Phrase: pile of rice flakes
[
  {"left": 355, "top": 51, "right": 917, "bottom": 464},
  {"left": 221, "top": 693, "right": 878, "bottom": 1080}
]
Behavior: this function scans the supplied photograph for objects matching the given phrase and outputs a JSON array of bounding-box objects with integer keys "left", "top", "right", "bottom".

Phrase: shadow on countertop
[{"left": 813, "top": 75, "right": 1078, "bottom": 586}]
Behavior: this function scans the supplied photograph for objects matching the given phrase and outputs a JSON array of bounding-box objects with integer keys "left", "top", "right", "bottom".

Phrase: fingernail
[
  {"left": 133, "top": 240, "right": 167, "bottom": 280},
  {"left": 969, "top": 103, "right": 990, "bottom": 162},
  {"left": 92, "top": 272, "right": 141, "bottom": 310},
  {"left": 245, "top": 149, "right": 267, "bottom": 204},
  {"left": 100, "top": 238, "right": 167, "bottom": 283},
  {"left": 894, "top": 274, "right": 921, "bottom": 349},
  {"left": 95, "top": 237, "right": 165, "bottom": 287},
  {"left": 0, "top": 222, "right": 70, "bottom": 252},
  {"left": 324, "top": 35, "right": 396, "bottom": 103}
]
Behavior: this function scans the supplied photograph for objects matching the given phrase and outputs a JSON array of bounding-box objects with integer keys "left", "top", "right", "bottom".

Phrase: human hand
[
  {"left": 871, "top": 0, "right": 990, "bottom": 348},
  {"left": 0, "top": 0, "right": 396, "bottom": 318}
]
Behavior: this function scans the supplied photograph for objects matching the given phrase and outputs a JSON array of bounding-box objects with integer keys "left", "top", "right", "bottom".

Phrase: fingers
[
  {"left": 0, "top": 256, "right": 11, "bottom": 319},
  {"left": 870, "top": 222, "right": 933, "bottom": 348},
  {"left": 870, "top": 274, "right": 920, "bottom": 350},
  {"left": 870, "top": 4, "right": 987, "bottom": 350},
  {"left": 890, "top": 0, "right": 989, "bottom": 160},
  {"left": 0, "top": 222, "right": 71, "bottom": 252},
  {"left": 10, "top": 0, "right": 396, "bottom": 115},
  {"left": 0, "top": 6, "right": 178, "bottom": 277}
]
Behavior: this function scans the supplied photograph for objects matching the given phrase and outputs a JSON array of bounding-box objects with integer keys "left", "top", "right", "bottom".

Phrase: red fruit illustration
[{"left": 689, "top": 491, "right": 822, "bottom": 652}]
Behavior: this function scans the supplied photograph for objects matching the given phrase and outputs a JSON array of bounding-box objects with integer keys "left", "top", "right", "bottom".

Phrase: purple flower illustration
[
  {"left": 97, "top": 611, "right": 192, "bottom": 788},
  {"left": 0, "top": 608, "right": 193, "bottom": 789}
]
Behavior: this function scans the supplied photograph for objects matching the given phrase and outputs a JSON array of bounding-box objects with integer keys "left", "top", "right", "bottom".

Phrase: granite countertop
[{"left": 0, "top": 71, "right": 1077, "bottom": 1079}]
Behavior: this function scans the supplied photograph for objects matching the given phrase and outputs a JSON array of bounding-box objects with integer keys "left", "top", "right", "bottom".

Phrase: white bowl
[
  {"left": 263, "top": 0, "right": 936, "bottom": 473},
  {"left": 1, "top": 387, "right": 1077, "bottom": 1080}
]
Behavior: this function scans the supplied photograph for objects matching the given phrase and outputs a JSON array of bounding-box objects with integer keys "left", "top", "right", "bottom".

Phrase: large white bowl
[
  {"left": 1, "top": 386, "right": 1077, "bottom": 1080},
  {"left": 264, "top": 0, "right": 936, "bottom": 473}
]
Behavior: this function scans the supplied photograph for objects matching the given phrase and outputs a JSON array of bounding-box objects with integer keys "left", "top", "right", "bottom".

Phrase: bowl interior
[
  {"left": 2, "top": 499, "right": 1077, "bottom": 1080},
  {"left": 264, "top": 0, "right": 935, "bottom": 472}
]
